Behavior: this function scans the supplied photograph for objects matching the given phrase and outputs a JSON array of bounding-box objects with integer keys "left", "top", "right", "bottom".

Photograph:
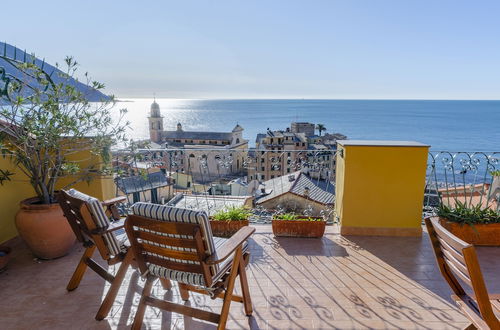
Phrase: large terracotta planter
[
  {"left": 439, "top": 217, "right": 500, "bottom": 246},
  {"left": 15, "top": 197, "right": 76, "bottom": 259},
  {"left": 272, "top": 217, "right": 326, "bottom": 238},
  {"left": 210, "top": 219, "right": 249, "bottom": 238},
  {"left": 0, "top": 246, "right": 12, "bottom": 271}
]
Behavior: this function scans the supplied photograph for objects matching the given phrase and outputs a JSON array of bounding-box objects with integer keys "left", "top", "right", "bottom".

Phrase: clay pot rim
[
  {"left": 0, "top": 246, "right": 12, "bottom": 255},
  {"left": 209, "top": 218, "right": 249, "bottom": 222},
  {"left": 20, "top": 197, "right": 60, "bottom": 210},
  {"left": 272, "top": 216, "right": 325, "bottom": 222},
  {"left": 439, "top": 217, "right": 500, "bottom": 227}
]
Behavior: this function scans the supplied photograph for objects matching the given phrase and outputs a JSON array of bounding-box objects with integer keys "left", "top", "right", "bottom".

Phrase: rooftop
[
  {"left": 257, "top": 171, "right": 335, "bottom": 205},
  {"left": 2, "top": 225, "right": 498, "bottom": 329}
]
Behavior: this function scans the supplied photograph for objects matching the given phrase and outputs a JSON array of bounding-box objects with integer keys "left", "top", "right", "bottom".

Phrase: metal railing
[
  {"left": 111, "top": 147, "right": 500, "bottom": 223},
  {"left": 424, "top": 151, "right": 500, "bottom": 216},
  {"left": 111, "top": 148, "right": 337, "bottom": 223}
]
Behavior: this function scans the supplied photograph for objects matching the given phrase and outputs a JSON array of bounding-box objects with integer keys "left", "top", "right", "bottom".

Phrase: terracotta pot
[
  {"left": 15, "top": 197, "right": 76, "bottom": 259},
  {"left": 210, "top": 219, "right": 249, "bottom": 238},
  {"left": 439, "top": 217, "right": 500, "bottom": 246},
  {"left": 272, "top": 216, "right": 326, "bottom": 238},
  {"left": 0, "top": 246, "right": 12, "bottom": 271}
]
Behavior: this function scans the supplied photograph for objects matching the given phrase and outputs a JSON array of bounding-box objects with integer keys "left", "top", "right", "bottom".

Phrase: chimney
[{"left": 303, "top": 186, "right": 310, "bottom": 198}]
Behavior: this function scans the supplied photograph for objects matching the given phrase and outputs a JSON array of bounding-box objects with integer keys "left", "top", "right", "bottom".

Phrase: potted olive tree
[
  {"left": 437, "top": 201, "right": 500, "bottom": 246},
  {"left": 272, "top": 213, "right": 326, "bottom": 238},
  {"left": 0, "top": 57, "right": 128, "bottom": 259},
  {"left": 210, "top": 206, "right": 251, "bottom": 237}
]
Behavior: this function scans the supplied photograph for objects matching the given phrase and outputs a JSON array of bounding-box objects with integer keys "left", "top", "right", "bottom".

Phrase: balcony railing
[
  {"left": 112, "top": 148, "right": 337, "bottom": 223},
  {"left": 424, "top": 151, "right": 500, "bottom": 216},
  {"left": 111, "top": 148, "right": 500, "bottom": 224}
]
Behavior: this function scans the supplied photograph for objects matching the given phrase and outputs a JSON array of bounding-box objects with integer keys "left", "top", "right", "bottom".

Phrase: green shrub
[
  {"left": 437, "top": 201, "right": 500, "bottom": 225},
  {"left": 273, "top": 213, "right": 322, "bottom": 221},
  {"left": 212, "top": 206, "right": 250, "bottom": 221}
]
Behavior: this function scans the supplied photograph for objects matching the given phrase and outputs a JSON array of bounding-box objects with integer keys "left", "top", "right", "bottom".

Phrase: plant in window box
[
  {"left": 272, "top": 212, "right": 326, "bottom": 238},
  {"left": 437, "top": 201, "right": 500, "bottom": 246},
  {"left": 210, "top": 206, "right": 251, "bottom": 237}
]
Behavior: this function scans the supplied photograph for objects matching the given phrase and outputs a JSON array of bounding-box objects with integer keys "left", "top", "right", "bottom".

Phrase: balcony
[
  {"left": 1, "top": 146, "right": 499, "bottom": 329},
  {"left": 4, "top": 224, "right": 500, "bottom": 329}
]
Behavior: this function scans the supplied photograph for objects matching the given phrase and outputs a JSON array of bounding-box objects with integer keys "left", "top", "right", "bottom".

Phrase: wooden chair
[
  {"left": 425, "top": 217, "right": 500, "bottom": 330},
  {"left": 125, "top": 202, "right": 255, "bottom": 330},
  {"left": 58, "top": 189, "right": 136, "bottom": 320}
]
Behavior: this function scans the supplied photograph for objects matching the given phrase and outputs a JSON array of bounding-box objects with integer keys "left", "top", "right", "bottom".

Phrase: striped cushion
[
  {"left": 67, "top": 189, "right": 127, "bottom": 256},
  {"left": 131, "top": 203, "right": 221, "bottom": 286},
  {"left": 147, "top": 237, "right": 247, "bottom": 286}
]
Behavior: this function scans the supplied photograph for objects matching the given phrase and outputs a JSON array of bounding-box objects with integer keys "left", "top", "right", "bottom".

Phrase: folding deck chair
[
  {"left": 425, "top": 217, "right": 500, "bottom": 330},
  {"left": 125, "top": 202, "right": 255, "bottom": 330},
  {"left": 58, "top": 189, "right": 134, "bottom": 320}
]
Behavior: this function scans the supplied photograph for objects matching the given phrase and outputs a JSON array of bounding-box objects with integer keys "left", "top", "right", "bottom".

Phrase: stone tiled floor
[{"left": 1, "top": 225, "right": 499, "bottom": 329}]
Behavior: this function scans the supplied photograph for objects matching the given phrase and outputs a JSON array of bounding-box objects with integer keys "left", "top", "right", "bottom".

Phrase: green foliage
[
  {"left": 212, "top": 206, "right": 251, "bottom": 221},
  {"left": 490, "top": 170, "right": 500, "bottom": 177},
  {"left": 273, "top": 213, "right": 322, "bottom": 221},
  {"left": 316, "top": 123, "right": 326, "bottom": 136},
  {"left": 437, "top": 201, "right": 500, "bottom": 225},
  {"left": 0, "top": 56, "right": 129, "bottom": 204}
]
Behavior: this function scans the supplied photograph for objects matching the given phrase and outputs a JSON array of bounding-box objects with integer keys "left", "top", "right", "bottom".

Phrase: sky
[{"left": 3, "top": 0, "right": 500, "bottom": 99}]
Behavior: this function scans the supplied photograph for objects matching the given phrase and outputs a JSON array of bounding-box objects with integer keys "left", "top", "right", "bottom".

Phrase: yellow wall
[
  {"left": 0, "top": 146, "right": 116, "bottom": 244},
  {"left": 335, "top": 141, "right": 429, "bottom": 237},
  {"left": 0, "top": 157, "right": 37, "bottom": 244}
]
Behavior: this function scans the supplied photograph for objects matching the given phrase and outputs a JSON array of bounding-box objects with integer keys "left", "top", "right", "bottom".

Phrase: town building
[
  {"left": 147, "top": 100, "right": 249, "bottom": 181},
  {"left": 248, "top": 122, "right": 345, "bottom": 182},
  {"left": 256, "top": 170, "right": 335, "bottom": 218}
]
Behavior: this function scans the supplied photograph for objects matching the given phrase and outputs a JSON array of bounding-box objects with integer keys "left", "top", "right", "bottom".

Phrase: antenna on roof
[{"left": 153, "top": 92, "right": 156, "bottom": 102}]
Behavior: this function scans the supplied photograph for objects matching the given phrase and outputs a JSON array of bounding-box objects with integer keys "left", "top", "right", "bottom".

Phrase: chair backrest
[
  {"left": 425, "top": 217, "right": 499, "bottom": 328},
  {"left": 126, "top": 203, "right": 218, "bottom": 287},
  {"left": 58, "top": 189, "right": 123, "bottom": 259}
]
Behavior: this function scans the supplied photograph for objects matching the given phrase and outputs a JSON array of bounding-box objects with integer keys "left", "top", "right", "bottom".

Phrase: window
[
  {"left": 261, "top": 166, "right": 265, "bottom": 171},
  {"left": 261, "top": 174, "right": 265, "bottom": 180},
  {"left": 236, "top": 138, "right": 240, "bottom": 144},
  {"left": 296, "top": 143, "right": 299, "bottom": 146},
  {"left": 287, "top": 168, "right": 291, "bottom": 173},
  {"left": 302, "top": 143, "right": 306, "bottom": 146},
  {"left": 288, "top": 152, "right": 291, "bottom": 156},
  {"left": 271, "top": 175, "right": 275, "bottom": 179},
  {"left": 261, "top": 158, "right": 264, "bottom": 163}
]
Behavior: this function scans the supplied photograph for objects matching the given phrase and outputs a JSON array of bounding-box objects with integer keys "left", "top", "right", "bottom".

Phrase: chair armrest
[
  {"left": 102, "top": 196, "right": 127, "bottom": 220},
  {"left": 102, "top": 196, "right": 127, "bottom": 206},
  {"left": 90, "top": 218, "right": 125, "bottom": 235},
  {"left": 206, "top": 226, "right": 255, "bottom": 265}
]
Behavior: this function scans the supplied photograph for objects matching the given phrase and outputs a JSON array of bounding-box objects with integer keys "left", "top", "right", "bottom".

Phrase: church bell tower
[{"left": 148, "top": 98, "right": 163, "bottom": 143}]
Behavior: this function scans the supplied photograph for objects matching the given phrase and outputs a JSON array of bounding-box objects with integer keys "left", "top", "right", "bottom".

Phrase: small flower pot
[
  {"left": 210, "top": 219, "right": 249, "bottom": 238},
  {"left": 272, "top": 216, "right": 326, "bottom": 238},
  {"left": 439, "top": 217, "right": 500, "bottom": 246},
  {"left": 0, "top": 246, "right": 12, "bottom": 271}
]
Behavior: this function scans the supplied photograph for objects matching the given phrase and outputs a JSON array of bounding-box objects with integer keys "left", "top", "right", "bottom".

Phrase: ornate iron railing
[
  {"left": 111, "top": 148, "right": 337, "bottom": 223},
  {"left": 424, "top": 151, "right": 500, "bottom": 216}
]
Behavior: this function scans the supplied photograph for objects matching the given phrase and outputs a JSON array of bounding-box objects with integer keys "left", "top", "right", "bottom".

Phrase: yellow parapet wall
[
  {"left": 335, "top": 140, "right": 430, "bottom": 237},
  {"left": 0, "top": 146, "right": 116, "bottom": 244}
]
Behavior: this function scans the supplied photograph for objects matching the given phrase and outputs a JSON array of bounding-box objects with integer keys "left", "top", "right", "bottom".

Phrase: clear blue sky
[{"left": 4, "top": 1, "right": 500, "bottom": 99}]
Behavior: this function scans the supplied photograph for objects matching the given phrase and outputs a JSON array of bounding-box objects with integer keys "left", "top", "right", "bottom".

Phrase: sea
[{"left": 115, "top": 98, "right": 499, "bottom": 152}]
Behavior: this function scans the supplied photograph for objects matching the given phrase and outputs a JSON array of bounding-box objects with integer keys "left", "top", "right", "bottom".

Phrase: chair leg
[
  {"left": 159, "top": 278, "right": 172, "bottom": 290},
  {"left": 238, "top": 254, "right": 253, "bottom": 316},
  {"left": 67, "top": 245, "right": 96, "bottom": 291},
  {"left": 463, "top": 324, "right": 478, "bottom": 330},
  {"left": 218, "top": 247, "right": 242, "bottom": 330},
  {"left": 178, "top": 283, "right": 190, "bottom": 301},
  {"left": 95, "top": 251, "right": 133, "bottom": 320},
  {"left": 132, "top": 275, "right": 155, "bottom": 330}
]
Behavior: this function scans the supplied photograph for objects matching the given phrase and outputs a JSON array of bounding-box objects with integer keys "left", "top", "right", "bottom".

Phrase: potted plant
[
  {"left": 0, "top": 246, "right": 12, "bottom": 272},
  {"left": 272, "top": 213, "right": 326, "bottom": 238},
  {"left": 0, "top": 56, "right": 128, "bottom": 259},
  {"left": 210, "top": 206, "right": 251, "bottom": 237},
  {"left": 437, "top": 201, "right": 500, "bottom": 246},
  {"left": 490, "top": 170, "right": 500, "bottom": 201}
]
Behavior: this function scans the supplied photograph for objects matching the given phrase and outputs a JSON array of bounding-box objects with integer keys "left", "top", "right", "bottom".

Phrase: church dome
[{"left": 150, "top": 100, "right": 161, "bottom": 117}]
